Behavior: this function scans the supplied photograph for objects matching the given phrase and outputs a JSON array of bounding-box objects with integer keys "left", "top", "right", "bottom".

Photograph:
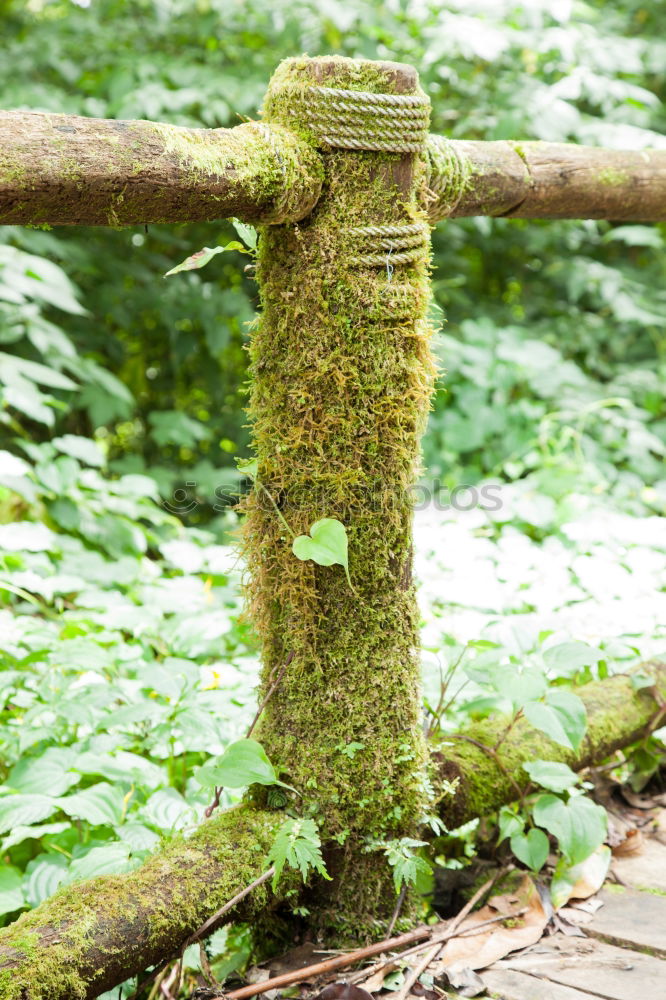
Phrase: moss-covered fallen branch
[
  {"left": 437, "top": 660, "right": 666, "bottom": 829},
  {"left": 0, "top": 806, "right": 282, "bottom": 1000}
]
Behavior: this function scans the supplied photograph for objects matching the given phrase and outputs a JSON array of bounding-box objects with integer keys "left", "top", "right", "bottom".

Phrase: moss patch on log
[
  {"left": 0, "top": 806, "right": 280, "bottom": 1000},
  {"left": 437, "top": 662, "right": 666, "bottom": 829}
]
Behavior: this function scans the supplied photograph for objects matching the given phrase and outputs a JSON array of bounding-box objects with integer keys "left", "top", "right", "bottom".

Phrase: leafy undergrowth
[{"left": 1, "top": 438, "right": 665, "bottom": 994}]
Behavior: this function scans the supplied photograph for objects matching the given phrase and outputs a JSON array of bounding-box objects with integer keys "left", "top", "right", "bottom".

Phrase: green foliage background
[
  {"left": 0, "top": 0, "right": 665, "bottom": 962},
  {"left": 2, "top": 0, "right": 665, "bottom": 513}
]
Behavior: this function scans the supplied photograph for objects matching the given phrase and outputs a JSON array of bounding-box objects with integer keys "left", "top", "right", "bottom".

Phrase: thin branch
[
  {"left": 206, "top": 649, "right": 293, "bottom": 817},
  {"left": 246, "top": 651, "right": 293, "bottom": 738},
  {"left": 225, "top": 927, "right": 433, "bottom": 1000},
  {"left": 385, "top": 884, "right": 407, "bottom": 938},
  {"left": 183, "top": 867, "right": 276, "bottom": 950}
]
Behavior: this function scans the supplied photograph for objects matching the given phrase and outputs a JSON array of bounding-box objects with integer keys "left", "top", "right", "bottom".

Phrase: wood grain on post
[
  {"left": 0, "top": 110, "right": 323, "bottom": 226},
  {"left": 427, "top": 137, "right": 666, "bottom": 222}
]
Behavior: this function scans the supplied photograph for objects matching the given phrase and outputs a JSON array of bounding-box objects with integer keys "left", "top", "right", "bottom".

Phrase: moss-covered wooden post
[{"left": 244, "top": 56, "right": 435, "bottom": 938}]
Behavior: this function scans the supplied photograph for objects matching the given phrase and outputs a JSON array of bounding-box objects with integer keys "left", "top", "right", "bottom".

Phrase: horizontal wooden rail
[
  {"left": 427, "top": 136, "right": 666, "bottom": 222},
  {"left": 1, "top": 110, "right": 665, "bottom": 226},
  {"left": 0, "top": 110, "right": 323, "bottom": 226}
]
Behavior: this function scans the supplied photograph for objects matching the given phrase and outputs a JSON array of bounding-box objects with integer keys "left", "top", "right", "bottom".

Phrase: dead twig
[
  {"left": 226, "top": 927, "right": 433, "bottom": 1000},
  {"left": 246, "top": 651, "right": 293, "bottom": 738},
  {"left": 386, "top": 884, "right": 407, "bottom": 937},
  {"left": 184, "top": 867, "right": 276, "bottom": 950},
  {"left": 205, "top": 650, "right": 292, "bottom": 818},
  {"left": 349, "top": 868, "right": 509, "bottom": 987}
]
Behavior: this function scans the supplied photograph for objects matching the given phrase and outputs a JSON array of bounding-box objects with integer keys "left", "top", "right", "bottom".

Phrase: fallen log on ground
[
  {"left": 437, "top": 660, "right": 666, "bottom": 829},
  {"left": 0, "top": 806, "right": 281, "bottom": 1000},
  {"left": 1, "top": 663, "right": 663, "bottom": 1000}
]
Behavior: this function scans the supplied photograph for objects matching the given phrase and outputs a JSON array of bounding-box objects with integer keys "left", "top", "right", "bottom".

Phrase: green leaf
[
  {"left": 232, "top": 219, "right": 258, "bottom": 251},
  {"left": 195, "top": 738, "right": 292, "bottom": 791},
  {"left": 164, "top": 242, "right": 247, "bottom": 277},
  {"left": 56, "top": 783, "right": 125, "bottom": 826},
  {"left": 510, "top": 828, "right": 549, "bottom": 872},
  {"left": 550, "top": 847, "right": 611, "bottom": 909},
  {"left": 381, "top": 837, "right": 432, "bottom": 893},
  {"left": 23, "top": 855, "right": 68, "bottom": 906},
  {"left": 495, "top": 668, "right": 547, "bottom": 711},
  {"left": 268, "top": 817, "right": 330, "bottom": 889},
  {"left": 0, "top": 866, "right": 25, "bottom": 917},
  {"left": 143, "top": 788, "right": 195, "bottom": 832},
  {"left": 1, "top": 822, "right": 69, "bottom": 853},
  {"left": 533, "top": 793, "right": 607, "bottom": 865},
  {"left": 497, "top": 805, "right": 524, "bottom": 843},
  {"left": 68, "top": 843, "right": 133, "bottom": 882},
  {"left": 52, "top": 434, "right": 105, "bottom": 468},
  {"left": 522, "top": 760, "right": 579, "bottom": 794},
  {"left": 292, "top": 518, "right": 353, "bottom": 590},
  {"left": 630, "top": 672, "right": 654, "bottom": 692},
  {"left": 7, "top": 748, "right": 79, "bottom": 797},
  {"left": 0, "top": 794, "right": 58, "bottom": 834},
  {"left": 543, "top": 642, "right": 603, "bottom": 677},
  {"left": 524, "top": 690, "right": 587, "bottom": 751}
]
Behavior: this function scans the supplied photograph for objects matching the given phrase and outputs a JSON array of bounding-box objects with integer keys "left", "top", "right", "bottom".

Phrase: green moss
[
  {"left": 144, "top": 120, "right": 323, "bottom": 224},
  {"left": 242, "top": 56, "right": 435, "bottom": 939},
  {"left": 598, "top": 167, "right": 628, "bottom": 186},
  {"left": 438, "top": 662, "right": 666, "bottom": 828},
  {"left": 0, "top": 806, "right": 281, "bottom": 1000}
]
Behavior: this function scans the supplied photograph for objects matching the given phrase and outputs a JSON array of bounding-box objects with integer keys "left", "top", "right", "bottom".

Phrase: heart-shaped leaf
[
  {"left": 524, "top": 690, "right": 587, "bottom": 751},
  {"left": 523, "top": 759, "right": 579, "bottom": 793},
  {"left": 164, "top": 241, "right": 247, "bottom": 277},
  {"left": 510, "top": 828, "right": 549, "bottom": 872},
  {"left": 533, "top": 793, "right": 607, "bottom": 865},
  {"left": 292, "top": 518, "right": 353, "bottom": 590},
  {"left": 196, "top": 738, "right": 294, "bottom": 792}
]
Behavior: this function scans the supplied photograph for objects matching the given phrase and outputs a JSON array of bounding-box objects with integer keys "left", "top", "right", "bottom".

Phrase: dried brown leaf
[{"left": 439, "top": 875, "right": 548, "bottom": 973}]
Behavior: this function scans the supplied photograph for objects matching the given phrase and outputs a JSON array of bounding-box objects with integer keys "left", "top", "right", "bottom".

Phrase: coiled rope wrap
[
  {"left": 348, "top": 223, "right": 430, "bottom": 267},
  {"left": 282, "top": 85, "right": 431, "bottom": 153},
  {"left": 424, "top": 134, "right": 472, "bottom": 223}
]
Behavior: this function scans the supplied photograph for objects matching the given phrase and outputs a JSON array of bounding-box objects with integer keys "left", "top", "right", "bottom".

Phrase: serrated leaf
[
  {"left": 292, "top": 518, "right": 352, "bottom": 589},
  {"left": 510, "top": 828, "right": 549, "bottom": 872},
  {"left": 164, "top": 242, "right": 246, "bottom": 277},
  {"left": 268, "top": 817, "right": 330, "bottom": 889},
  {"left": 523, "top": 760, "right": 579, "bottom": 793},
  {"left": 533, "top": 793, "right": 607, "bottom": 865}
]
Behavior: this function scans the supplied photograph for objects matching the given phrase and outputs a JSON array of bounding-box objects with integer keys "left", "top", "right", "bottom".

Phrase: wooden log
[
  {"left": 0, "top": 806, "right": 281, "bottom": 1000},
  {"left": 426, "top": 136, "right": 666, "bottom": 222},
  {"left": 0, "top": 111, "right": 323, "bottom": 226},
  {"left": 437, "top": 660, "right": 666, "bottom": 829}
]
